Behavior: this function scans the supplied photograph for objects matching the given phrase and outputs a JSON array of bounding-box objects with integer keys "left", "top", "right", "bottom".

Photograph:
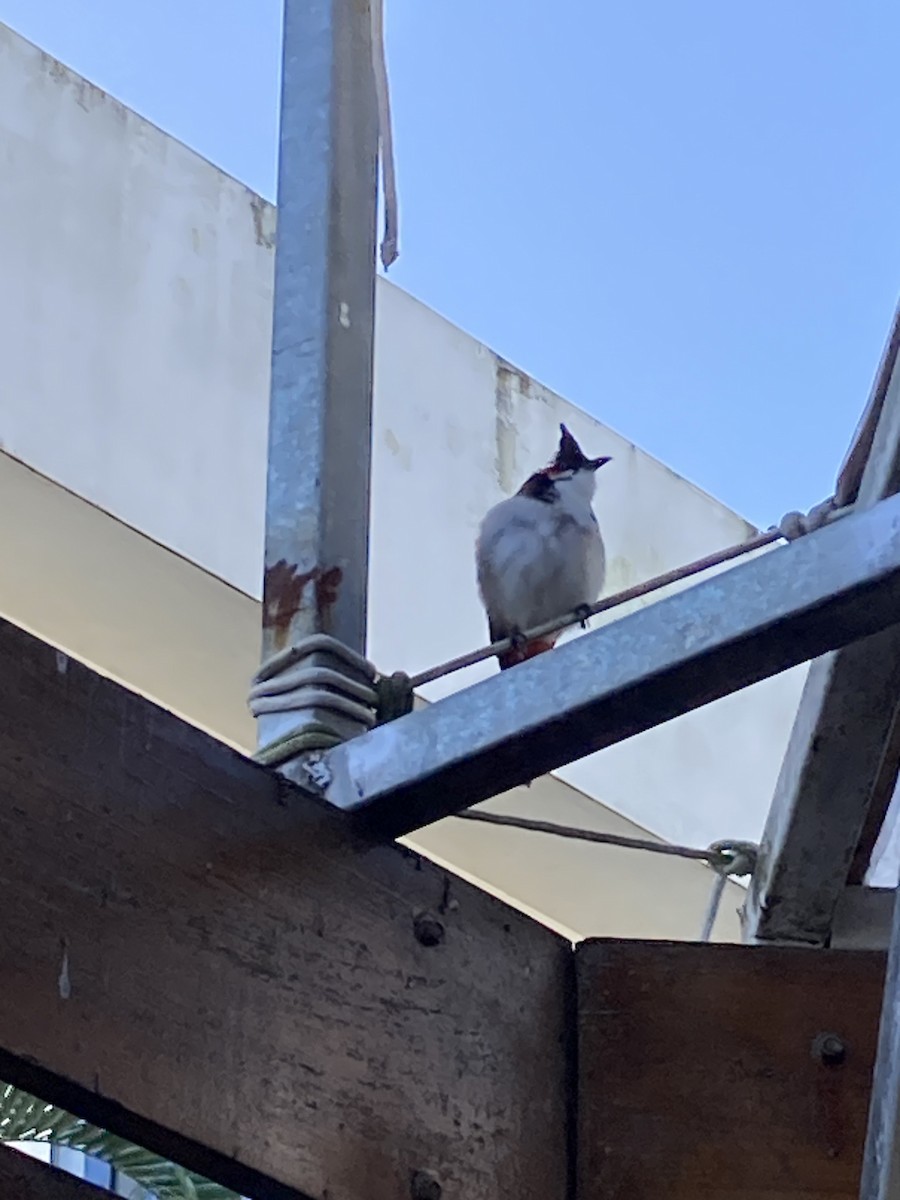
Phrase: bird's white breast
[{"left": 476, "top": 481, "right": 606, "bottom": 635}]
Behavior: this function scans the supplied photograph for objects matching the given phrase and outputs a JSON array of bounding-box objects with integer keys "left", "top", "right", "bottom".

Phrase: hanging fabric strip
[{"left": 371, "top": 0, "right": 399, "bottom": 269}]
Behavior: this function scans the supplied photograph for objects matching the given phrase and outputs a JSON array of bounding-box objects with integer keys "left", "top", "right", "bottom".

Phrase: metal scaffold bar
[
  {"left": 281, "top": 491, "right": 900, "bottom": 837},
  {"left": 860, "top": 881, "right": 900, "bottom": 1199},
  {"left": 257, "top": 0, "right": 380, "bottom": 752},
  {"left": 744, "top": 300, "right": 900, "bottom": 947}
]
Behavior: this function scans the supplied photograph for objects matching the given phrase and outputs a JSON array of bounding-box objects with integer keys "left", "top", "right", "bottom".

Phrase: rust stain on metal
[
  {"left": 263, "top": 560, "right": 305, "bottom": 649},
  {"left": 263, "top": 559, "right": 344, "bottom": 650},
  {"left": 314, "top": 565, "right": 343, "bottom": 616}
]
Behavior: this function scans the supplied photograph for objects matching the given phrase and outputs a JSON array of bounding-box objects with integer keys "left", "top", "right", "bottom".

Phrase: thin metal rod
[
  {"left": 259, "top": 0, "right": 379, "bottom": 748},
  {"left": 455, "top": 810, "right": 719, "bottom": 863},
  {"left": 700, "top": 874, "right": 728, "bottom": 942},
  {"left": 859, "top": 879, "right": 900, "bottom": 1198},
  {"left": 410, "top": 528, "right": 782, "bottom": 689},
  {"left": 298, "top": 491, "right": 900, "bottom": 838},
  {"left": 838, "top": 297, "right": 900, "bottom": 508}
]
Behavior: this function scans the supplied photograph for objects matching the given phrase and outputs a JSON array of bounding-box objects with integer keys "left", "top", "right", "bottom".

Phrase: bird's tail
[{"left": 497, "top": 635, "right": 559, "bottom": 671}]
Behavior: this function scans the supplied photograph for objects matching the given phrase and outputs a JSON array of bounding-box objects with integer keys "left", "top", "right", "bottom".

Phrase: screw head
[
  {"left": 414, "top": 912, "right": 445, "bottom": 947},
  {"left": 813, "top": 1032, "right": 847, "bottom": 1067},
  {"left": 410, "top": 1169, "right": 442, "bottom": 1200}
]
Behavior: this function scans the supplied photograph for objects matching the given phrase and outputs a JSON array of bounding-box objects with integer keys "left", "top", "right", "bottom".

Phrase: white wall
[
  {"left": 0, "top": 20, "right": 809, "bottom": 857},
  {"left": 0, "top": 447, "right": 746, "bottom": 942},
  {"left": 0, "top": 22, "right": 272, "bottom": 595}
]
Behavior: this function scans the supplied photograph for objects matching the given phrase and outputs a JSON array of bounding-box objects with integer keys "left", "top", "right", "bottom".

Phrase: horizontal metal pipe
[{"left": 289, "top": 491, "right": 900, "bottom": 838}]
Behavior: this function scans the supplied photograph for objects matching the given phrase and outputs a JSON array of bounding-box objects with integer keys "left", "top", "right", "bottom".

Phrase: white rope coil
[
  {"left": 249, "top": 634, "right": 379, "bottom": 730},
  {"left": 772, "top": 496, "right": 842, "bottom": 542}
]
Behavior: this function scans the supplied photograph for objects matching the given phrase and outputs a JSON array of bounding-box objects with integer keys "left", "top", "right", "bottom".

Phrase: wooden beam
[
  {"left": 577, "top": 940, "right": 886, "bottom": 1199},
  {"left": 0, "top": 617, "right": 571, "bottom": 1200},
  {"left": 0, "top": 1145, "right": 111, "bottom": 1200},
  {"left": 745, "top": 302, "right": 900, "bottom": 946}
]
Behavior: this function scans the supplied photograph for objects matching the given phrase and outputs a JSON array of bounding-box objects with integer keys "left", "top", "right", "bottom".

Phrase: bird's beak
[{"left": 589, "top": 456, "right": 612, "bottom": 472}]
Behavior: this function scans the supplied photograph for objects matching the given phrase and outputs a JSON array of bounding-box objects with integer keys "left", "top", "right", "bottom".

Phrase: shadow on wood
[
  {"left": 577, "top": 941, "right": 885, "bottom": 1199},
  {"left": 0, "top": 1144, "right": 112, "bottom": 1200},
  {"left": 0, "top": 617, "right": 571, "bottom": 1200}
]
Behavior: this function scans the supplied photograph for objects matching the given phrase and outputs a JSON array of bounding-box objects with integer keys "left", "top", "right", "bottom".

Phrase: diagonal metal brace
[
  {"left": 276, "top": 491, "right": 900, "bottom": 838},
  {"left": 744, "top": 301, "right": 900, "bottom": 946}
]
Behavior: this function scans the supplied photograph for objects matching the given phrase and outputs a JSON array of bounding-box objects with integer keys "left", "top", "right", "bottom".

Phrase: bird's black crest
[{"left": 552, "top": 423, "right": 611, "bottom": 473}]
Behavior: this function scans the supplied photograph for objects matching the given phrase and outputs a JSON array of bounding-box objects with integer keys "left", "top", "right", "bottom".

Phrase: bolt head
[
  {"left": 812, "top": 1032, "right": 847, "bottom": 1067},
  {"left": 410, "top": 1169, "right": 442, "bottom": 1200},
  {"left": 414, "top": 912, "right": 445, "bottom": 947}
]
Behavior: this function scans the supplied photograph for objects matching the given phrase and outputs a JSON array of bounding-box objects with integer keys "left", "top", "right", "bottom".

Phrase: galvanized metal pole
[
  {"left": 257, "top": 0, "right": 379, "bottom": 752},
  {"left": 860, "top": 882, "right": 900, "bottom": 1199}
]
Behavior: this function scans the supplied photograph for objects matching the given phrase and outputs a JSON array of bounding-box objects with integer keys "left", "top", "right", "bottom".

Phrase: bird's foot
[
  {"left": 574, "top": 604, "right": 593, "bottom": 630},
  {"left": 508, "top": 627, "right": 527, "bottom": 650}
]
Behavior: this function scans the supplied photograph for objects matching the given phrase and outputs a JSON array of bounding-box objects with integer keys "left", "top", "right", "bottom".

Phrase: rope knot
[{"left": 706, "top": 839, "right": 759, "bottom": 878}]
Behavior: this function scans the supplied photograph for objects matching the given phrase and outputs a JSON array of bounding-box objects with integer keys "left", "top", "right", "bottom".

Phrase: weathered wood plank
[
  {"left": 0, "top": 618, "right": 571, "bottom": 1200},
  {"left": 0, "top": 1145, "right": 111, "bottom": 1200},
  {"left": 577, "top": 940, "right": 885, "bottom": 1199}
]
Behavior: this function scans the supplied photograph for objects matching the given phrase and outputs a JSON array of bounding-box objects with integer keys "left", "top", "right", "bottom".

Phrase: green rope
[{"left": 252, "top": 724, "right": 343, "bottom": 767}]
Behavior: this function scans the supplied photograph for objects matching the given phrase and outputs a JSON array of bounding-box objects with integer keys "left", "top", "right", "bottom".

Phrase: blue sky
[{"left": 4, "top": 1, "right": 898, "bottom": 527}]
